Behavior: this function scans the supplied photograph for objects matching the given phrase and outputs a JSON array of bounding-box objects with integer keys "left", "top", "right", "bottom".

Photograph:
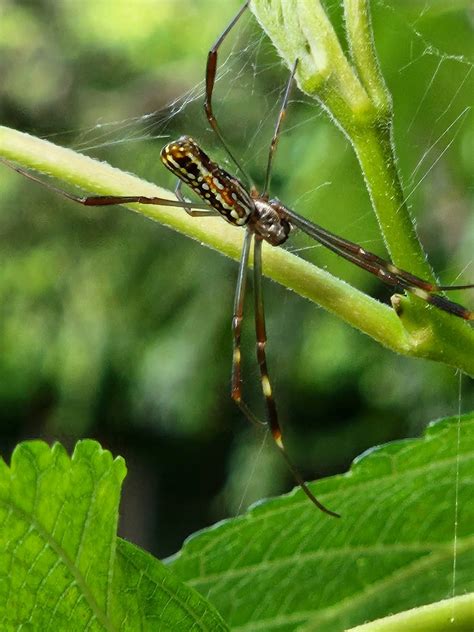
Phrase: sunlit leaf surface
[
  {"left": 169, "top": 415, "right": 474, "bottom": 631},
  {"left": 0, "top": 441, "right": 227, "bottom": 631}
]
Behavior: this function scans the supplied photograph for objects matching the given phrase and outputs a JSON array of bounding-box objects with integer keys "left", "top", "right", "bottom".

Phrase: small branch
[{"left": 1, "top": 127, "right": 473, "bottom": 374}]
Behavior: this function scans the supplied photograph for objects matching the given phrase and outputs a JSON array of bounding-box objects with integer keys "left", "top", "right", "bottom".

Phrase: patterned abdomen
[{"left": 160, "top": 136, "right": 254, "bottom": 226}]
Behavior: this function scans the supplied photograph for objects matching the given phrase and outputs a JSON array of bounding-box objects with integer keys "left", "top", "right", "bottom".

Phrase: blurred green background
[{"left": 0, "top": 0, "right": 473, "bottom": 558}]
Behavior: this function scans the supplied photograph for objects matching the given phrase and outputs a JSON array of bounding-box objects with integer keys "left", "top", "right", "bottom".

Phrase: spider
[{"left": 2, "top": 2, "right": 473, "bottom": 517}]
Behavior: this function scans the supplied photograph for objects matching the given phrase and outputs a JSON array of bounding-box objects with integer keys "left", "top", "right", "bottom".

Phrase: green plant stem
[
  {"left": 343, "top": 0, "right": 434, "bottom": 278},
  {"left": 1, "top": 126, "right": 473, "bottom": 374},
  {"left": 347, "top": 592, "right": 474, "bottom": 632},
  {"left": 350, "top": 122, "right": 433, "bottom": 277},
  {"left": 344, "top": 0, "right": 391, "bottom": 114}
]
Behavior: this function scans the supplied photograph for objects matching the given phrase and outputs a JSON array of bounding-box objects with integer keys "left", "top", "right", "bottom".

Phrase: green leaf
[
  {"left": 169, "top": 415, "right": 474, "bottom": 631},
  {"left": 0, "top": 440, "right": 228, "bottom": 631}
]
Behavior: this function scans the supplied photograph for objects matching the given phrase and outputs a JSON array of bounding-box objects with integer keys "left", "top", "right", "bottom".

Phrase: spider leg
[
  {"left": 231, "top": 231, "right": 339, "bottom": 516},
  {"left": 174, "top": 179, "right": 218, "bottom": 217},
  {"left": 204, "top": 2, "right": 252, "bottom": 185},
  {"left": 231, "top": 229, "right": 264, "bottom": 425},
  {"left": 325, "top": 236, "right": 474, "bottom": 321},
  {"left": 283, "top": 207, "right": 473, "bottom": 321},
  {"left": 1, "top": 158, "right": 211, "bottom": 211},
  {"left": 253, "top": 236, "right": 340, "bottom": 517},
  {"left": 262, "top": 59, "right": 298, "bottom": 196},
  {"left": 315, "top": 228, "right": 473, "bottom": 320},
  {"left": 230, "top": 231, "right": 292, "bottom": 430}
]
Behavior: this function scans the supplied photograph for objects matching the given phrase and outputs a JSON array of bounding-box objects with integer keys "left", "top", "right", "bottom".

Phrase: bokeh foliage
[{"left": 0, "top": 0, "right": 473, "bottom": 557}]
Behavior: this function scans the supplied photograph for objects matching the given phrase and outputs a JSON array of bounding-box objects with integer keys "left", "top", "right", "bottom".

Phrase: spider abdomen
[{"left": 161, "top": 136, "right": 255, "bottom": 226}]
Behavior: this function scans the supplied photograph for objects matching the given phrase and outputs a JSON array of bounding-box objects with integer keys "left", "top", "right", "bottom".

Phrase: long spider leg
[
  {"left": 282, "top": 206, "right": 473, "bottom": 321},
  {"left": 230, "top": 230, "right": 339, "bottom": 519},
  {"left": 231, "top": 229, "right": 265, "bottom": 426},
  {"left": 204, "top": 1, "right": 252, "bottom": 185},
  {"left": 308, "top": 224, "right": 473, "bottom": 320},
  {"left": 174, "top": 178, "right": 218, "bottom": 217},
  {"left": 314, "top": 233, "right": 473, "bottom": 320},
  {"left": 253, "top": 236, "right": 340, "bottom": 517},
  {"left": 2, "top": 158, "right": 212, "bottom": 212},
  {"left": 262, "top": 59, "right": 298, "bottom": 197},
  {"left": 286, "top": 207, "right": 474, "bottom": 293}
]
